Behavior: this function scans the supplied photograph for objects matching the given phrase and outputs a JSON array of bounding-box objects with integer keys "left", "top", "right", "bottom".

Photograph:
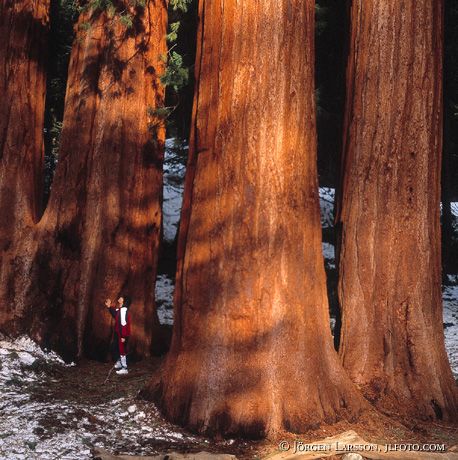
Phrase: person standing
[{"left": 105, "top": 295, "right": 131, "bottom": 375}]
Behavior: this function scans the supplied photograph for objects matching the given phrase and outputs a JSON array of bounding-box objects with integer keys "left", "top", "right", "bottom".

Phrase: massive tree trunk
[
  {"left": 145, "top": 0, "right": 366, "bottom": 438},
  {"left": 1, "top": 1, "right": 167, "bottom": 361},
  {"left": 0, "top": 0, "right": 49, "bottom": 327},
  {"left": 336, "top": 0, "right": 458, "bottom": 421}
]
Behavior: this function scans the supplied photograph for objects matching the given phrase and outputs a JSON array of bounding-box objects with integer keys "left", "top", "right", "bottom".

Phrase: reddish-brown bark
[
  {"left": 337, "top": 0, "right": 458, "bottom": 420},
  {"left": 0, "top": 1, "right": 167, "bottom": 361},
  {"left": 145, "top": 0, "right": 367, "bottom": 438},
  {"left": 0, "top": 0, "right": 49, "bottom": 328}
]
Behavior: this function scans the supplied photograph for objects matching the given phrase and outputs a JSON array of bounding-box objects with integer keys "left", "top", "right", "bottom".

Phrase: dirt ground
[{"left": 36, "top": 357, "right": 458, "bottom": 459}]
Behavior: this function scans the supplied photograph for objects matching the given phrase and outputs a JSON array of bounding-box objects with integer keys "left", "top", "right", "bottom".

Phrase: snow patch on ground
[
  {"left": 322, "top": 242, "right": 336, "bottom": 269},
  {"left": 319, "top": 187, "right": 335, "bottom": 228},
  {"left": 440, "top": 202, "right": 458, "bottom": 218},
  {"left": 0, "top": 336, "right": 199, "bottom": 459},
  {"left": 156, "top": 274, "right": 174, "bottom": 325},
  {"left": 0, "top": 336, "right": 68, "bottom": 383},
  {"left": 443, "top": 277, "right": 458, "bottom": 379},
  {"left": 163, "top": 139, "right": 187, "bottom": 244}
]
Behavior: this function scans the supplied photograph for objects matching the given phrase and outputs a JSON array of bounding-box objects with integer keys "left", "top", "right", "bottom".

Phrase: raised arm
[{"left": 105, "top": 298, "right": 116, "bottom": 319}]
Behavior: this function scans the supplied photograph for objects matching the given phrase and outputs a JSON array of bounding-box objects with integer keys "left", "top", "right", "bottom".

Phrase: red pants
[
  {"left": 112, "top": 332, "right": 128, "bottom": 360},
  {"left": 118, "top": 334, "right": 127, "bottom": 355}
]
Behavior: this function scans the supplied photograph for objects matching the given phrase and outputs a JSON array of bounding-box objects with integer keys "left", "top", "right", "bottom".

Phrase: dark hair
[{"left": 123, "top": 296, "right": 131, "bottom": 308}]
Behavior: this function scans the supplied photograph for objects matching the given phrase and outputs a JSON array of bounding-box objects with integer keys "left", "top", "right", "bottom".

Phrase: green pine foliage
[
  {"left": 161, "top": 0, "right": 192, "bottom": 93},
  {"left": 82, "top": 0, "right": 146, "bottom": 14},
  {"left": 79, "top": 0, "right": 192, "bottom": 96},
  {"left": 160, "top": 50, "right": 189, "bottom": 93},
  {"left": 150, "top": 0, "right": 192, "bottom": 130},
  {"left": 80, "top": 0, "right": 147, "bottom": 29},
  {"left": 166, "top": 22, "right": 181, "bottom": 43},
  {"left": 169, "top": 0, "right": 190, "bottom": 13}
]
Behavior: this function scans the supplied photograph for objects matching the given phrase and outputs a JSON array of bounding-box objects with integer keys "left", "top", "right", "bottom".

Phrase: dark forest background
[{"left": 43, "top": 0, "right": 458, "bottom": 275}]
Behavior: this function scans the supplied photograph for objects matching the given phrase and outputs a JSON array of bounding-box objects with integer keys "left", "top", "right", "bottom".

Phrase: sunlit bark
[
  {"left": 337, "top": 0, "right": 458, "bottom": 420},
  {"left": 145, "top": 0, "right": 366, "bottom": 437}
]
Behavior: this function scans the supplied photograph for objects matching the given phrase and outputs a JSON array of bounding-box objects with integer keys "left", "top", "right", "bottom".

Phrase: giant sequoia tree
[
  {"left": 0, "top": 1, "right": 167, "bottom": 361},
  {"left": 0, "top": 0, "right": 49, "bottom": 327},
  {"left": 336, "top": 0, "right": 458, "bottom": 420},
  {"left": 146, "top": 0, "right": 366, "bottom": 437}
]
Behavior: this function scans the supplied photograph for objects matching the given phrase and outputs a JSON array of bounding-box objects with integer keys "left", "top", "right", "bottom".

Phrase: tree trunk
[
  {"left": 336, "top": 0, "right": 458, "bottom": 421},
  {"left": 0, "top": 0, "right": 49, "bottom": 328},
  {"left": 1, "top": 1, "right": 167, "bottom": 361},
  {"left": 145, "top": 0, "right": 366, "bottom": 438}
]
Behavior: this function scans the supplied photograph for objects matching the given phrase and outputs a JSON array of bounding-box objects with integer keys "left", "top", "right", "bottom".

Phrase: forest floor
[
  {"left": 0, "top": 335, "right": 255, "bottom": 459},
  {"left": 1, "top": 334, "right": 457, "bottom": 460}
]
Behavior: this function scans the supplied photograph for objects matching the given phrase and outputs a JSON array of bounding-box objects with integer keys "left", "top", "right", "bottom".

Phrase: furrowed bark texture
[
  {"left": 337, "top": 0, "right": 458, "bottom": 420},
  {"left": 147, "top": 0, "right": 366, "bottom": 438},
  {"left": 0, "top": 0, "right": 49, "bottom": 328},
  {"left": 1, "top": 1, "right": 167, "bottom": 361}
]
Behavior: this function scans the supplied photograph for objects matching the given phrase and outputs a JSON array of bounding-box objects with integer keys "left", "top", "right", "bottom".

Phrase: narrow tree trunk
[
  {"left": 1, "top": 1, "right": 167, "bottom": 361},
  {"left": 337, "top": 0, "right": 458, "bottom": 420},
  {"left": 145, "top": 0, "right": 366, "bottom": 438},
  {"left": 0, "top": 0, "right": 49, "bottom": 329}
]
